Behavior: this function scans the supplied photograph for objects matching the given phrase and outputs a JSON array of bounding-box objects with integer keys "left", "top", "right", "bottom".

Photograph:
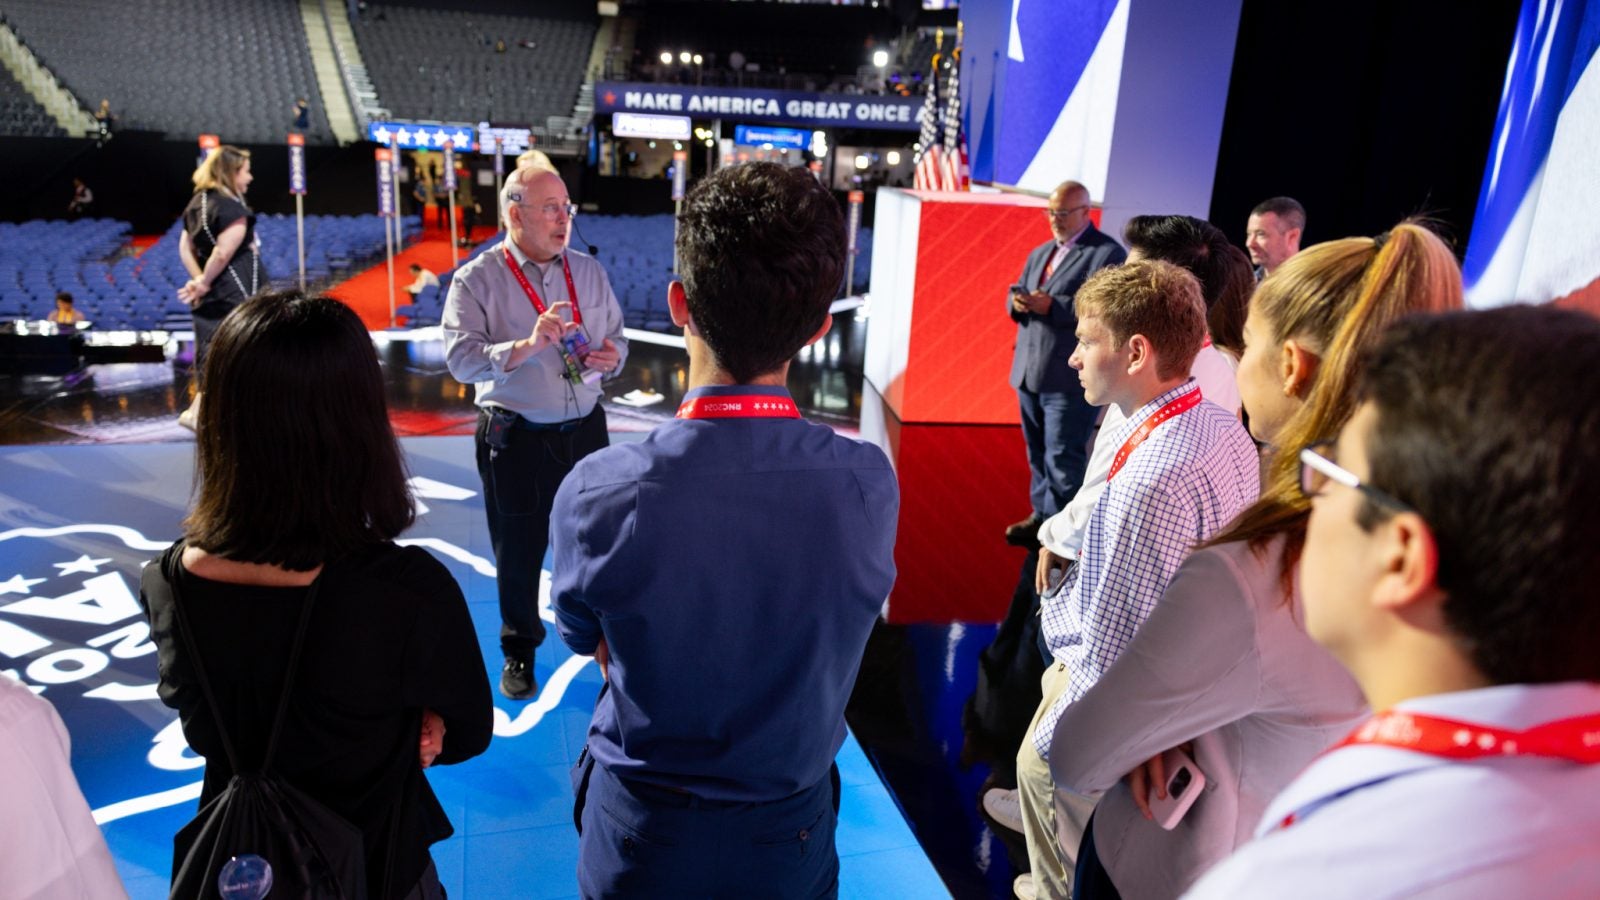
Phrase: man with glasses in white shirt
[
  {"left": 1188, "top": 306, "right": 1600, "bottom": 898},
  {"left": 1005, "top": 180, "right": 1127, "bottom": 549},
  {"left": 444, "top": 166, "right": 628, "bottom": 701}
]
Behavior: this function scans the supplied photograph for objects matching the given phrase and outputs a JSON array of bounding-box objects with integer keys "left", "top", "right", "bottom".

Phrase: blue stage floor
[{"left": 0, "top": 437, "right": 948, "bottom": 898}]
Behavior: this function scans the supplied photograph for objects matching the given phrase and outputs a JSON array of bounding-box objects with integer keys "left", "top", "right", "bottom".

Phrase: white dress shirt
[
  {"left": 405, "top": 267, "right": 440, "bottom": 295},
  {"left": 1038, "top": 343, "right": 1242, "bottom": 560},
  {"left": 0, "top": 673, "right": 128, "bottom": 899},
  {"left": 1034, "top": 380, "right": 1258, "bottom": 758},
  {"left": 1185, "top": 682, "right": 1600, "bottom": 899}
]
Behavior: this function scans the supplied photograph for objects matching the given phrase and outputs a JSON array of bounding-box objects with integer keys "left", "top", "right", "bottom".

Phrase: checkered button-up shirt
[{"left": 1033, "top": 380, "right": 1259, "bottom": 759}]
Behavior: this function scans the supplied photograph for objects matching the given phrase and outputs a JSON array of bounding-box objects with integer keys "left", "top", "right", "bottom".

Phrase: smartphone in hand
[{"left": 1149, "top": 747, "right": 1206, "bottom": 830}]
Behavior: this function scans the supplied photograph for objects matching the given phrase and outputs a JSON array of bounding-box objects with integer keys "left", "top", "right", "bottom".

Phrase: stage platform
[{"left": 0, "top": 438, "right": 948, "bottom": 899}]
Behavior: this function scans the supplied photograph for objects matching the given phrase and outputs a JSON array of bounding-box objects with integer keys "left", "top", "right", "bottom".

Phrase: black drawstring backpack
[{"left": 160, "top": 548, "right": 373, "bottom": 899}]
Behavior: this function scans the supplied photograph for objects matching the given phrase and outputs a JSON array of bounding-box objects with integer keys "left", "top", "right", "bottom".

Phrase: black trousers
[
  {"left": 190, "top": 297, "right": 239, "bottom": 381},
  {"left": 1072, "top": 812, "right": 1122, "bottom": 900},
  {"left": 960, "top": 548, "right": 1049, "bottom": 785},
  {"left": 474, "top": 405, "right": 609, "bottom": 660}
]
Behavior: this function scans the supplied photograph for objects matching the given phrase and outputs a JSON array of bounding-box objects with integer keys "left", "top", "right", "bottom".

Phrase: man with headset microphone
[{"left": 443, "top": 166, "right": 628, "bottom": 701}]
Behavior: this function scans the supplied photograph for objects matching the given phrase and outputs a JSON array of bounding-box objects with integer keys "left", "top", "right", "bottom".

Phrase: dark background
[
  {"left": 1207, "top": 0, "right": 1524, "bottom": 251},
  {"left": 0, "top": 0, "right": 1528, "bottom": 255}
]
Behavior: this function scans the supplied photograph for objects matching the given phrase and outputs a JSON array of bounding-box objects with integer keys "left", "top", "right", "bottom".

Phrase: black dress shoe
[
  {"left": 1004, "top": 514, "right": 1043, "bottom": 548},
  {"left": 500, "top": 657, "right": 537, "bottom": 700}
]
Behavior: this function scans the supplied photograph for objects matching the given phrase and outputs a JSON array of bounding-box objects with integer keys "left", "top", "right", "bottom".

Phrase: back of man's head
[
  {"left": 1359, "top": 305, "right": 1600, "bottom": 683},
  {"left": 1074, "top": 259, "right": 1207, "bottom": 380},
  {"left": 1123, "top": 215, "right": 1252, "bottom": 313},
  {"left": 676, "top": 162, "right": 845, "bottom": 382}
]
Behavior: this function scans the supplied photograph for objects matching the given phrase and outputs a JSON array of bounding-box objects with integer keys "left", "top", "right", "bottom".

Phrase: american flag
[
  {"left": 940, "top": 43, "right": 969, "bottom": 191},
  {"left": 912, "top": 51, "right": 944, "bottom": 191}
]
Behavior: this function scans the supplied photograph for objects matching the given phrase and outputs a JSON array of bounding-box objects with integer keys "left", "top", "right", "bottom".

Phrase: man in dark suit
[{"left": 1006, "top": 180, "right": 1127, "bottom": 547}]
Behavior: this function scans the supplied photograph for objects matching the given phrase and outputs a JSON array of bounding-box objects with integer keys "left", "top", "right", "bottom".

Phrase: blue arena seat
[
  {"left": 0, "top": 213, "right": 413, "bottom": 331},
  {"left": 352, "top": 2, "right": 596, "bottom": 129},
  {"left": 2, "top": 0, "right": 334, "bottom": 145}
]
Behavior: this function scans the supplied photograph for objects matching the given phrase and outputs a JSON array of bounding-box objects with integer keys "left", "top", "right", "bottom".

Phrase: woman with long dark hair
[{"left": 141, "top": 292, "right": 492, "bottom": 898}]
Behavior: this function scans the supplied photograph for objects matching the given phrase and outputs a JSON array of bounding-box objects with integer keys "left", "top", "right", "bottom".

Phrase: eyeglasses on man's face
[
  {"left": 1298, "top": 441, "right": 1414, "bottom": 512},
  {"left": 519, "top": 202, "right": 577, "bottom": 221},
  {"left": 1047, "top": 205, "right": 1089, "bottom": 220}
]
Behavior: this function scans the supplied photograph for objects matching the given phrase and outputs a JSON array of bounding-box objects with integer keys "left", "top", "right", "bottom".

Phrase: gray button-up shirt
[{"left": 443, "top": 239, "right": 629, "bottom": 424}]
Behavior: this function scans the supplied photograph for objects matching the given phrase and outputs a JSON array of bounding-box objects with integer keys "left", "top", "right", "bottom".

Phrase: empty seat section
[
  {"left": 352, "top": 2, "right": 597, "bottom": 129},
  {"left": 2, "top": 0, "right": 334, "bottom": 145}
]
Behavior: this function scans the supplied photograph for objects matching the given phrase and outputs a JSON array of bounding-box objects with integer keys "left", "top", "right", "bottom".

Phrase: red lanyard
[
  {"left": 1331, "top": 708, "right": 1600, "bottom": 762},
  {"left": 676, "top": 394, "right": 801, "bottom": 419},
  {"left": 1107, "top": 388, "right": 1203, "bottom": 482},
  {"left": 1276, "top": 707, "right": 1600, "bottom": 830},
  {"left": 504, "top": 246, "right": 582, "bottom": 327}
]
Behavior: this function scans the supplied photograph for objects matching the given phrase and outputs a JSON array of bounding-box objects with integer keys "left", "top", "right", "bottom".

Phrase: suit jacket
[
  {"left": 1008, "top": 223, "right": 1127, "bottom": 393},
  {"left": 1049, "top": 537, "right": 1366, "bottom": 899}
]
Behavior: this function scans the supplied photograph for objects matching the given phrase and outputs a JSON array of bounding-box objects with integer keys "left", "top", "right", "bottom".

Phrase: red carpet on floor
[{"left": 327, "top": 206, "right": 471, "bottom": 330}]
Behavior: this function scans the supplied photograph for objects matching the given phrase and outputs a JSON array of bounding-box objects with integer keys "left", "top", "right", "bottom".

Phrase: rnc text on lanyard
[
  {"left": 504, "top": 246, "right": 582, "bottom": 326},
  {"left": 1107, "top": 388, "right": 1203, "bottom": 482},
  {"left": 676, "top": 395, "right": 801, "bottom": 419},
  {"left": 1333, "top": 709, "right": 1600, "bottom": 762},
  {"left": 1276, "top": 708, "right": 1600, "bottom": 829}
]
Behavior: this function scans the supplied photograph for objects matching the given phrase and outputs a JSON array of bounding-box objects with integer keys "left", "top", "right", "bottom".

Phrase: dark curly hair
[{"left": 675, "top": 162, "right": 845, "bottom": 382}]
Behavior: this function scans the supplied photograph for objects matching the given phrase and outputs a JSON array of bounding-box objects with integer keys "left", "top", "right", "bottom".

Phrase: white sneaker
[
  {"left": 983, "top": 786, "right": 1025, "bottom": 834},
  {"left": 1013, "top": 873, "right": 1037, "bottom": 900}
]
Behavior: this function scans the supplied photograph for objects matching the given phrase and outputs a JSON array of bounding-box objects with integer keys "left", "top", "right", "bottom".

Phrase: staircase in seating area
[
  {"left": 0, "top": 20, "right": 94, "bottom": 134},
  {"left": 297, "top": 0, "right": 361, "bottom": 144},
  {"left": 320, "top": 0, "right": 389, "bottom": 130},
  {"left": 550, "top": 10, "right": 626, "bottom": 156}
]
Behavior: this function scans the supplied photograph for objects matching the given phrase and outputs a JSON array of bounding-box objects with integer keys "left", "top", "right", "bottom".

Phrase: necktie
[{"left": 1044, "top": 245, "right": 1064, "bottom": 281}]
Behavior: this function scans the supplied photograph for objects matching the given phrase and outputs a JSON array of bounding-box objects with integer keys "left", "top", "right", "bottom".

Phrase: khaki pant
[{"left": 1016, "top": 662, "right": 1098, "bottom": 900}]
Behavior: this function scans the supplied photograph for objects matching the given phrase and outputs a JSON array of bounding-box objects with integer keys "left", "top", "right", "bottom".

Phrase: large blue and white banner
[
  {"left": 596, "top": 82, "right": 922, "bottom": 131},
  {"left": 991, "top": 0, "right": 1129, "bottom": 196},
  {"left": 1464, "top": 0, "right": 1600, "bottom": 309}
]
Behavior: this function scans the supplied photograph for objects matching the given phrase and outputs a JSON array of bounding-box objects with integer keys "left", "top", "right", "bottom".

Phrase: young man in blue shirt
[{"left": 551, "top": 162, "right": 899, "bottom": 897}]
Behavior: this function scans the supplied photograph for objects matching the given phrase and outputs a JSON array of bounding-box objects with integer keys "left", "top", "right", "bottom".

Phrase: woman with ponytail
[{"left": 1046, "top": 221, "right": 1463, "bottom": 899}]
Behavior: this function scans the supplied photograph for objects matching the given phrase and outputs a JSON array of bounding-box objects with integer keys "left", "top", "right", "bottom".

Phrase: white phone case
[{"left": 1149, "top": 747, "right": 1206, "bottom": 830}]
